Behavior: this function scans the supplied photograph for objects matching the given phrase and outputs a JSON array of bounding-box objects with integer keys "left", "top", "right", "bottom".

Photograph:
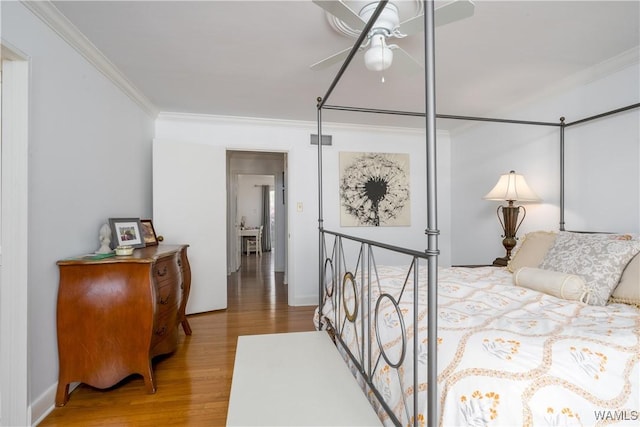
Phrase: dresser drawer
[
  {"left": 151, "top": 308, "right": 179, "bottom": 350},
  {"left": 153, "top": 309, "right": 177, "bottom": 339},
  {"left": 156, "top": 281, "right": 180, "bottom": 311},
  {"left": 153, "top": 257, "right": 180, "bottom": 286}
]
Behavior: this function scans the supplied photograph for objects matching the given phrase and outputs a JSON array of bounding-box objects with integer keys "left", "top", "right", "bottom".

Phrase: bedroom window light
[{"left": 484, "top": 170, "right": 541, "bottom": 266}]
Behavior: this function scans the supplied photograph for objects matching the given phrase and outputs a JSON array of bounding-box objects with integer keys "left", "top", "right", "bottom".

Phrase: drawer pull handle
[
  {"left": 177, "top": 260, "right": 182, "bottom": 267},
  {"left": 155, "top": 326, "right": 167, "bottom": 336},
  {"left": 158, "top": 295, "right": 170, "bottom": 305},
  {"left": 156, "top": 266, "right": 168, "bottom": 277}
]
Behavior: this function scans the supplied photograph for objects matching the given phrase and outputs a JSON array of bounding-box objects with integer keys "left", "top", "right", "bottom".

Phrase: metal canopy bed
[{"left": 314, "top": 1, "right": 640, "bottom": 426}]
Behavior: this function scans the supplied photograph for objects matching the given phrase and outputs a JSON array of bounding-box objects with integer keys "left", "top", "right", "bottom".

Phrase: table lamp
[{"left": 483, "top": 170, "right": 541, "bottom": 266}]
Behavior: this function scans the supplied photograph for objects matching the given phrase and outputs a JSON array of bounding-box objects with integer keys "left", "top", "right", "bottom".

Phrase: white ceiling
[{"left": 51, "top": 0, "right": 639, "bottom": 128}]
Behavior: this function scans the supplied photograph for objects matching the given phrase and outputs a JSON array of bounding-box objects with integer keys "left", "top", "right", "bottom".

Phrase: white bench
[{"left": 226, "top": 331, "right": 381, "bottom": 426}]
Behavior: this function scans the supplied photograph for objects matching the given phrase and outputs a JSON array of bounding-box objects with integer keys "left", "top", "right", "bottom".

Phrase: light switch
[{"left": 296, "top": 202, "right": 303, "bottom": 212}]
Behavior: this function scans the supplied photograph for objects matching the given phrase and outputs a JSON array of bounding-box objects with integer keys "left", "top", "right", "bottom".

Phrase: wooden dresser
[{"left": 55, "top": 244, "right": 191, "bottom": 406}]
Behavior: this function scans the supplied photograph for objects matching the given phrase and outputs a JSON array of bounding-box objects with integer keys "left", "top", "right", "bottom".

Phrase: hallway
[{"left": 40, "top": 251, "right": 316, "bottom": 426}]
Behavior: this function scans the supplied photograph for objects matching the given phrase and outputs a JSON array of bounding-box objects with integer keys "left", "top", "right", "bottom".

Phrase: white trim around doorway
[{"left": 1, "top": 42, "right": 31, "bottom": 426}]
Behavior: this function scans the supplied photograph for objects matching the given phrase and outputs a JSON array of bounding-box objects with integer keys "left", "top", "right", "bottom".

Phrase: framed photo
[
  {"left": 140, "top": 219, "right": 159, "bottom": 246},
  {"left": 108, "top": 218, "right": 145, "bottom": 249}
]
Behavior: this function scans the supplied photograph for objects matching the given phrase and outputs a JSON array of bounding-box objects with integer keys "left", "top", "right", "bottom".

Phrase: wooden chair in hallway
[{"left": 245, "top": 225, "right": 263, "bottom": 256}]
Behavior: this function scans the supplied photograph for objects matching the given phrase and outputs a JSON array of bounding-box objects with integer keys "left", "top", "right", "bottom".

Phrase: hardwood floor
[{"left": 39, "top": 252, "right": 316, "bottom": 426}]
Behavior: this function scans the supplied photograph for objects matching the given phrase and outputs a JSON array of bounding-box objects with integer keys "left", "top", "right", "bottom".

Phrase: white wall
[
  {"left": 155, "top": 114, "right": 452, "bottom": 307},
  {"left": 451, "top": 61, "right": 640, "bottom": 265},
  {"left": 238, "top": 174, "right": 273, "bottom": 229},
  {"left": 2, "top": 2, "right": 155, "bottom": 422}
]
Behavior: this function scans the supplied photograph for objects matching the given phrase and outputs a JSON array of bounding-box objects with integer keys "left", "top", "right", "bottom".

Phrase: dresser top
[{"left": 57, "top": 244, "right": 188, "bottom": 266}]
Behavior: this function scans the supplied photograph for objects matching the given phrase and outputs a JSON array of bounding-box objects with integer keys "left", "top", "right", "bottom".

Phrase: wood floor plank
[{"left": 39, "top": 252, "right": 316, "bottom": 426}]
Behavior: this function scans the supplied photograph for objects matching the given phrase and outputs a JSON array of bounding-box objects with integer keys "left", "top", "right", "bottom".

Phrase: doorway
[{"left": 226, "top": 151, "right": 287, "bottom": 282}]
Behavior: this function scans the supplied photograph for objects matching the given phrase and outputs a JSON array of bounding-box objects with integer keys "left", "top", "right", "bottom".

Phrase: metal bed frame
[{"left": 315, "top": 1, "right": 639, "bottom": 425}]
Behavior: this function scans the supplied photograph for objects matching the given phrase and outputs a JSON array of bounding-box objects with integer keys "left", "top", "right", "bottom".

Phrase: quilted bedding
[{"left": 317, "top": 266, "right": 640, "bottom": 426}]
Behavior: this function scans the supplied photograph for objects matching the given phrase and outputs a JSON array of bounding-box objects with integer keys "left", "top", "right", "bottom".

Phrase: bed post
[
  {"left": 317, "top": 97, "right": 325, "bottom": 322},
  {"left": 423, "top": 1, "right": 440, "bottom": 426},
  {"left": 559, "top": 116, "right": 566, "bottom": 231}
]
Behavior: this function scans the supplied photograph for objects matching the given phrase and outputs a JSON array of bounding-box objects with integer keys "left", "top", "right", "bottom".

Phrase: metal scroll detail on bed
[
  {"left": 315, "top": 232, "right": 431, "bottom": 426},
  {"left": 313, "top": 1, "right": 640, "bottom": 426}
]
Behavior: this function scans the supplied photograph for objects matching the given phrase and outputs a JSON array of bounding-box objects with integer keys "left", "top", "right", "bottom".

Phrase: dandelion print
[{"left": 339, "top": 152, "right": 410, "bottom": 226}]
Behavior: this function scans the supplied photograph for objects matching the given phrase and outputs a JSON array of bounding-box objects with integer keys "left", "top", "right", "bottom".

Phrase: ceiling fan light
[
  {"left": 364, "top": 46, "right": 393, "bottom": 71},
  {"left": 364, "top": 35, "right": 393, "bottom": 71}
]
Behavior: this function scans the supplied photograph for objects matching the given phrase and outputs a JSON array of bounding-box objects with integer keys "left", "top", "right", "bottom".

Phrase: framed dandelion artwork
[{"left": 339, "top": 152, "right": 410, "bottom": 227}]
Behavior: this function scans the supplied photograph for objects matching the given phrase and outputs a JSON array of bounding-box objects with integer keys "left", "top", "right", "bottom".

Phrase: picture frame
[
  {"left": 140, "top": 219, "right": 159, "bottom": 246},
  {"left": 339, "top": 152, "right": 411, "bottom": 227},
  {"left": 108, "top": 218, "right": 145, "bottom": 249}
]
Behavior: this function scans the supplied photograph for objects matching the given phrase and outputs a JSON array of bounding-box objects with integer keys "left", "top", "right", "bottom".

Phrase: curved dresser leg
[
  {"left": 181, "top": 318, "right": 192, "bottom": 335},
  {"left": 178, "top": 246, "right": 192, "bottom": 336},
  {"left": 55, "top": 382, "right": 70, "bottom": 406},
  {"left": 143, "top": 366, "right": 157, "bottom": 394}
]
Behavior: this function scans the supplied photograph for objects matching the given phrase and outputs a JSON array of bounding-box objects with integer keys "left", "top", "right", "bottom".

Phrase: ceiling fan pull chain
[{"left": 380, "top": 38, "right": 386, "bottom": 83}]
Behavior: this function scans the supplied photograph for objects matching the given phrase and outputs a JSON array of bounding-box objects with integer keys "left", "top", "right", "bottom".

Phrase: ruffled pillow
[
  {"left": 507, "top": 231, "right": 557, "bottom": 273},
  {"left": 539, "top": 232, "right": 640, "bottom": 306},
  {"left": 609, "top": 252, "right": 640, "bottom": 308},
  {"left": 513, "top": 267, "right": 589, "bottom": 302}
]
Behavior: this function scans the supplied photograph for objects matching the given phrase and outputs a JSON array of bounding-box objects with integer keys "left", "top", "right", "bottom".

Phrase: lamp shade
[{"left": 483, "top": 170, "right": 541, "bottom": 202}]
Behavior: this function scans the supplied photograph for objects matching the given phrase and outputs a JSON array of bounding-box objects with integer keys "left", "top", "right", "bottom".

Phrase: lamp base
[{"left": 492, "top": 257, "right": 509, "bottom": 267}]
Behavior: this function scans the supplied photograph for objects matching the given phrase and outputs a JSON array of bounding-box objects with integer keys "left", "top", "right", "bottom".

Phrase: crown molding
[
  {"left": 21, "top": 0, "right": 159, "bottom": 118},
  {"left": 157, "top": 112, "right": 316, "bottom": 129},
  {"left": 156, "top": 111, "right": 436, "bottom": 136}
]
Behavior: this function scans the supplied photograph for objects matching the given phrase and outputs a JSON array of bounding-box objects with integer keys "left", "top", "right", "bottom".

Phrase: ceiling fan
[{"left": 310, "top": 0, "right": 475, "bottom": 73}]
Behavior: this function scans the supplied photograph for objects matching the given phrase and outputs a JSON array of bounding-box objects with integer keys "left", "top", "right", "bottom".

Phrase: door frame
[
  {"left": 226, "top": 151, "right": 288, "bottom": 279},
  {"left": 1, "top": 43, "right": 31, "bottom": 426}
]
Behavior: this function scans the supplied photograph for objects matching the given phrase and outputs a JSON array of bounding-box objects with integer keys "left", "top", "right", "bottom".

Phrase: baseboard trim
[
  {"left": 291, "top": 295, "right": 317, "bottom": 306},
  {"left": 31, "top": 382, "right": 78, "bottom": 426}
]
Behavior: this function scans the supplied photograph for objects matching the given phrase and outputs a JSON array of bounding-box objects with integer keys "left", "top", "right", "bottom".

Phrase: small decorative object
[
  {"left": 483, "top": 170, "right": 541, "bottom": 266},
  {"left": 240, "top": 216, "right": 246, "bottom": 230},
  {"left": 140, "top": 219, "right": 159, "bottom": 246},
  {"left": 108, "top": 218, "right": 145, "bottom": 249},
  {"left": 96, "top": 223, "right": 113, "bottom": 254},
  {"left": 115, "top": 245, "right": 134, "bottom": 256}
]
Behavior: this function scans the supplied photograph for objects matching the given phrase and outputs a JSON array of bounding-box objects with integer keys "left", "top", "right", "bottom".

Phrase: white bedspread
[{"left": 318, "top": 266, "right": 640, "bottom": 426}]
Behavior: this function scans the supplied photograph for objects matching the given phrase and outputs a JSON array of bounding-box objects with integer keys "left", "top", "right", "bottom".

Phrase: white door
[{"left": 153, "top": 139, "right": 227, "bottom": 313}]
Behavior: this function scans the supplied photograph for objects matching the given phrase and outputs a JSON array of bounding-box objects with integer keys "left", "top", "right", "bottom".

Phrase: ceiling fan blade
[
  {"left": 398, "top": 0, "right": 475, "bottom": 36},
  {"left": 312, "top": 0, "right": 366, "bottom": 31},
  {"left": 434, "top": 0, "right": 475, "bottom": 27},
  {"left": 309, "top": 46, "right": 354, "bottom": 71},
  {"left": 389, "top": 46, "right": 423, "bottom": 73}
]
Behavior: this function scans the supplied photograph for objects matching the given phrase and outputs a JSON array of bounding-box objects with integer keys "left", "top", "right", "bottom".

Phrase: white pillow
[
  {"left": 513, "top": 267, "right": 589, "bottom": 302},
  {"left": 610, "top": 252, "right": 640, "bottom": 308},
  {"left": 507, "top": 231, "right": 557, "bottom": 273},
  {"left": 539, "top": 232, "right": 640, "bottom": 306}
]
